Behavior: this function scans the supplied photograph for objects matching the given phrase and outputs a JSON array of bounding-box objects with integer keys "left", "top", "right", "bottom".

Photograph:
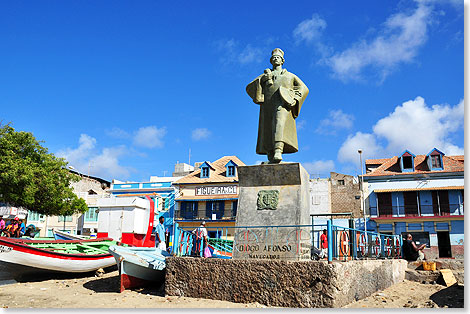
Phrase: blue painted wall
[
  {"left": 142, "top": 182, "right": 172, "bottom": 188},
  {"left": 395, "top": 222, "right": 407, "bottom": 235},
  {"left": 113, "top": 183, "right": 140, "bottom": 189}
]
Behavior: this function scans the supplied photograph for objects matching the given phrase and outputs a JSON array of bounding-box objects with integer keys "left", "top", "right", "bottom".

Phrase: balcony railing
[
  {"left": 174, "top": 209, "right": 236, "bottom": 220},
  {"left": 370, "top": 203, "right": 463, "bottom": 218}
]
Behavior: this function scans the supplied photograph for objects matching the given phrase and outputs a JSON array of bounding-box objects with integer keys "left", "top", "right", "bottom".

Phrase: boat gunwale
[{"left": 0, "top": 237, "right": 116, "bottom": 259}]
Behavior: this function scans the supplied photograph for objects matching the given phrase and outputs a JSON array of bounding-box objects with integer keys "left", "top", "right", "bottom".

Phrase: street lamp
[{"left": 358, "top": 149, "right": 367, "bottom": 233}]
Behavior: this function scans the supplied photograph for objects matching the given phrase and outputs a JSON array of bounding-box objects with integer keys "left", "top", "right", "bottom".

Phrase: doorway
[{"left": 437, "top": 231, "right": 452, "bottom": 258}]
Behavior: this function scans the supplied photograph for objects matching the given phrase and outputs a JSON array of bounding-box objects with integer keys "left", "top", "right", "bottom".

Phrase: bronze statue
[{"left": 246, "top": 48, "right": 309, "bottom": 163}]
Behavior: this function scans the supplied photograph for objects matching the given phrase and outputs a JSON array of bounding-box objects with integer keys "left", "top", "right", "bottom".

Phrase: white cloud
[
  {"left": 215, "top": 39, "right": 264, "bottom": 65},
  {"left": 293, "top": 14, "right": 327, "bottom": 44},
  {"left": 338, "top": 132, "right": 384, "bottom": 164},
  {"left": 105, "top": 127, "right": 130, "bottom": 139},
  {"left": 338, "top": 97, "right": 464, "bottom": 164},
  {"left": 57, "top": 134, "right": 96, "bottom": 164},
  {"left": 303, "top": 160, "right": 335, "bottom": 177},
  {"left": 238, "top": 44, "right": 263, "bottom": 64},
  {"left": 326, "top": 1, "right": 432, "bottom": 81},
  {"left": 296, "top": 119, "right": 307, "bottom": 130},
  {"left": 316, "top": 109, "right": 354, "bottom": 134},
  {"left": 373, "top": 97, "right": 464, "bottom": 154},
  {"left": 88, "top": 146, "right": 130, "bottom": 179},
  {"left": 133, "top": 126, "right": 167, "bottom": 149},
  {"left": 56, "top": 134, "right": 131, "bottom": 180},
  {"left": 192, "top": 128, "right": 211, "bottom": 141}
]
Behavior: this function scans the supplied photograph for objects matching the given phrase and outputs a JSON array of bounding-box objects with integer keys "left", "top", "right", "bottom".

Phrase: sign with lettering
[
  {"left": 195, "top": 185, "right": 237, "bottom": 196},
  {"left": 232, "top": 227, "right": 311, "bottom": 261}
]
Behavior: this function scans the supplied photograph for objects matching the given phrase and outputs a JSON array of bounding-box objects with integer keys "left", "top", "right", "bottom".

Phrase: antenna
[
  {"left": 88, "top": 161, "right": 93, "bottom": 177},
  {"left": 189, "top": 148, "right": 191, "bottom": 166}
]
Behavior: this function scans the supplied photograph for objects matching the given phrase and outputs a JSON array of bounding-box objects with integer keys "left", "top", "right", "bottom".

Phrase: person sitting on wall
[
  {"left": 24, "top": 225, "right": 37, "bottom": 238},
  {"left": 16, "top": 219, "right": 26, "bottom": 238},
  {"left": 4, "top": 218, "right": 19, "bottom": 237},
  {"left": 402, "top": 233, "right": 426, "bottom": 261},
  {"left": 0, "top": 217, "right": 5, "bottom": 235}
]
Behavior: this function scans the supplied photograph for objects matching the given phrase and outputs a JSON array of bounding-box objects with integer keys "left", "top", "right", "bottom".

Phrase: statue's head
[{"left": 270, "top": 48, "right": 285, "bottom": 65}]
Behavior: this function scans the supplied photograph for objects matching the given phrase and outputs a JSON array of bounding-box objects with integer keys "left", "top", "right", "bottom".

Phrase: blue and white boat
[
  {"left": 108, "top": 245, "right": 170, "bottom": 292},
  {"left": 53, "top": 229, "right": 89, "bottom": 241}
]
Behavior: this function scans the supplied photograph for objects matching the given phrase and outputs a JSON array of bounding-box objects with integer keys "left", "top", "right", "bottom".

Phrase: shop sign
[{"left": 195, "top": 185, "right": 237, "bottom": 196}]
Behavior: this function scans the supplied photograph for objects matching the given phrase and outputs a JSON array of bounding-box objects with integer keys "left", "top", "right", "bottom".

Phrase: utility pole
[{"left": 358, "top": 149, "right": 367, "bottom": 233}]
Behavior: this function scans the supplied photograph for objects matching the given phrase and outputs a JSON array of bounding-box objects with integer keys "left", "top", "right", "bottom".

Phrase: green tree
[{"left": 0, "top": 124, "right": 88, "bottom": 216}]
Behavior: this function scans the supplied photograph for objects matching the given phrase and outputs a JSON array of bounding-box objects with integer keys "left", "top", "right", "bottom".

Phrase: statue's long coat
[{"left": 246, "top": 68, "right": 309, "bottom": 155}]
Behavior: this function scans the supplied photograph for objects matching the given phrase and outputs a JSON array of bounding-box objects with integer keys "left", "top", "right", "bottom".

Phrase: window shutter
[
  {"left": 193, "top": 202, "right": 198, "bottom": 219},
  {"left": 206, "top": 202, "right": 212, "bottom": 218},
  {"left": 181, "top": 202, "right": 187, "bottom": 219},
  {"left": 218, "top": 201, "right": 225, "bottom": 219}
]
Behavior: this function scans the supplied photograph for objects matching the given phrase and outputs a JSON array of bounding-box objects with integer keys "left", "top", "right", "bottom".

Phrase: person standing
[
  {"left": 154, "top": 216, "right": 166, "bottom": 251},
  {"left": 246, "top": 48, "right": 309, "bottom": 163},
  {"left": 192, "top": 221, "right": 208, "bottom": 257},
  {"left": 320, "top": 229, "right": 328, "bottom": 259}
]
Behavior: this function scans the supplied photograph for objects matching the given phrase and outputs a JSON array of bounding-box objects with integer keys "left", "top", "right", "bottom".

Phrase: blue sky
[{"left": 1, "top": 0, "right": 464, "bottom": 182}]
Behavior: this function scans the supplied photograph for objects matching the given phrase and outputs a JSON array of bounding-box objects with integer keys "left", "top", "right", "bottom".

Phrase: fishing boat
[
  {"left": 108, "top": 245, "right": 169, "bottom": 292},
  {"left": 0, "top": 237, "right": 120, "bottom": 281},
  {"left": 52, "top": 229, "right": 90, "bottom": 241}
]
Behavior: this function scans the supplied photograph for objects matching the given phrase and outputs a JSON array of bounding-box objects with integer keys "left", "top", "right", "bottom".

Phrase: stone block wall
[
  {"left": 330, "top": 172, "right": 362, "bottom": 217},
  {"left": 165, "top": 257, "right": 407, "bottom": 308}
]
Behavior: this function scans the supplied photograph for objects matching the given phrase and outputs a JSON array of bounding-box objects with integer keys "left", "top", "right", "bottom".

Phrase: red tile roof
[
  {"left": 365, "top": 158, "right": 390, "bottom": 165},
  {"left": 364, "top": 154, "right": 464, "bottom": 177},
  {"left": 173, "top": 156, "right": 246, "bottom": 184}
]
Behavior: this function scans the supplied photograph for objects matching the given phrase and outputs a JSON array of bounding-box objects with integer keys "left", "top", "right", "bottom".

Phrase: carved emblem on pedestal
[{"left": 257, "top": 190, "right": 279, "bottom": 210}]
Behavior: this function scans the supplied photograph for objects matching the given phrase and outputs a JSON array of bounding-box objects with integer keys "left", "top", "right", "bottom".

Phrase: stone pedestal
[{"left": 233, "top": 163, "right": 311, "bottom": 261}]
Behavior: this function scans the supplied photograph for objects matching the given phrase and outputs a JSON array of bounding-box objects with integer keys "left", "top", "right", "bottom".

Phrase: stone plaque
[
  {"left": 257, "top": 190, "right": 279, "bottom": 210},
  {"left": 234, "top": 163, "right": 311, "bottom": 261}
]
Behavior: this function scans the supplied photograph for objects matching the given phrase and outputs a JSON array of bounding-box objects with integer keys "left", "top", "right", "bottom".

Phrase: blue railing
[{"left": 172, "top": 222, "right": 402, "bottom": 262}]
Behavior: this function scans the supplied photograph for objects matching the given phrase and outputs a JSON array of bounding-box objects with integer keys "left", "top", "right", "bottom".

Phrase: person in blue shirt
[
  {"left": 154, "top": 216, "right": 166, "bottom": 251},
  {"left": 18, "top": 220, "right": 26, "bottom": 237}
]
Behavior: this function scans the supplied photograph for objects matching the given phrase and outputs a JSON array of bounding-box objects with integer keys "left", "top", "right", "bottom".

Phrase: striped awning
[{"left": 374, "top": 186, "right": 464, "bottom": 193}]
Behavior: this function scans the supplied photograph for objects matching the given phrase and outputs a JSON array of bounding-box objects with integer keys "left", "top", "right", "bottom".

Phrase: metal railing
[
  {"left": 370, "top": 203, "right": 463, "bottom": 217},
  {"left": 172, "top": 221, "right": 402, "bottom": 262},
  {"left": 327, "top": 221, "right": 401, "bottom": 261}
]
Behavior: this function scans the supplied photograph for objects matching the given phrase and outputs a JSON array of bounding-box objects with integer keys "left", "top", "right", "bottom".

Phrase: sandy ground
[
  {"left": 0, "top": 270, "right": 463, "bottom": 308},
  {"left": 0, "top": 270, "right": 266, "bottom": 309},
  {"left": 343, "top": 279, "right": 464, "bottom": 308}
]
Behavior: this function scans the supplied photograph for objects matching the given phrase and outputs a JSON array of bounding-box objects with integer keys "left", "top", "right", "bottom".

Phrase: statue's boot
[
  {"left": 271, "top": 142, "right": 284, "bottom": 163},
  {"left": 267, "top": 151, "right": 274, "bottom": 163}
]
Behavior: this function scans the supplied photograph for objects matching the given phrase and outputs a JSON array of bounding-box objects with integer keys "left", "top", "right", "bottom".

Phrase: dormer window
[
  {"left": 225, "top": 160, "right": 238, "bottom": 177},
  {"left": 403, "top": 156, "right": 413, "bottom": 169},
  {"left": 200, "top": 161, "right": 214, "bottom": 178},
  {"left": 431, "top": 155, "right": 442, "bottom": 168},
  {"left": 427, "top": 148, "right": 444, "bottom": 171},
  {"left": 400, "top": 150, "right": 415, "bottom": 172}
]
